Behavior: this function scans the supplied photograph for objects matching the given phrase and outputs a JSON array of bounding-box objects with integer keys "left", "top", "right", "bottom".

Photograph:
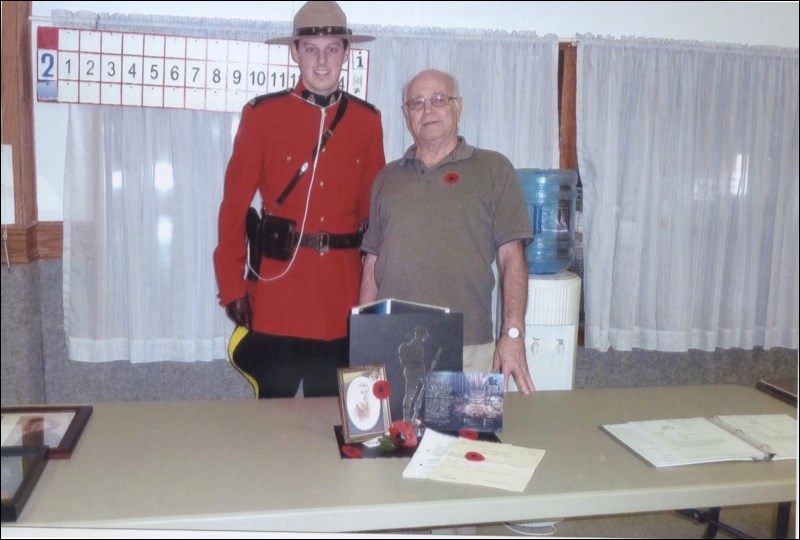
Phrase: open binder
[{"left": 601, "top": 414, "right": 797, "bottom": 468}]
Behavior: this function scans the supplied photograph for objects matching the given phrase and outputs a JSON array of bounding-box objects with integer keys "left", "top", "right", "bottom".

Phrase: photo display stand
[{"left": 349, "top": 299, "right": 463, "bottom": 424}]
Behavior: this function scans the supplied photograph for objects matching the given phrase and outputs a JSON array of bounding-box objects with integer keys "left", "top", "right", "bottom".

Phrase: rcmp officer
[{"left": 214, "top": 1, "right": 386, "bottom": 398}]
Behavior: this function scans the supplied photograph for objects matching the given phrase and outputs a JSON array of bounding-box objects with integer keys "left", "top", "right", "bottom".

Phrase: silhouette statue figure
[{"left": 398, "top": 325, "right": 429, "bottom": 420}]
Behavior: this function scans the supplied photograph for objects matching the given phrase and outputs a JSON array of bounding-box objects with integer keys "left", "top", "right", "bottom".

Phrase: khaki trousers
[{"left": 462, "top": 341, "right": 495, "bottom": 372}]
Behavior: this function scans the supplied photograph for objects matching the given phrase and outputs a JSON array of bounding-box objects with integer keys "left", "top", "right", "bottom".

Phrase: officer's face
[
  {"left": 291, "top": 37, "right": 348, "bottom": 96},
  {"left": 403, "top": 71, "right": 461, "bottom": 147}
]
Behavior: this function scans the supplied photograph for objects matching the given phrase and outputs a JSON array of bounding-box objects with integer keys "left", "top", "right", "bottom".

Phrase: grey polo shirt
[{"left": 362, "top": 138, "right": 533, "bottom": 345}]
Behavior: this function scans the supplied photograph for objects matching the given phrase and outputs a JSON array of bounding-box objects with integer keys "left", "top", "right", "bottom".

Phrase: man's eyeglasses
[{"left": 404, "top": 94, "right": 458, "bottom": 112}]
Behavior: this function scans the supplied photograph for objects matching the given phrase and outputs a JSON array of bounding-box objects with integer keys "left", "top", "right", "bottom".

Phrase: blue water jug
[{"left": 517, "top": 168, "right": 578, "bottom": 275}]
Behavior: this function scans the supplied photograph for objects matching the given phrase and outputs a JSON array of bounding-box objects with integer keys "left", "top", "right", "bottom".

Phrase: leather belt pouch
[{"left": 260, "top": 214, "right": 297, "bottom": 261}]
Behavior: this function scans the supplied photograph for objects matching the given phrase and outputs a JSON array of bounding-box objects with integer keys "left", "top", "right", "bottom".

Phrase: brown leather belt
[{"left": 295, "top": 231, "right": 362, "bottom": 253}]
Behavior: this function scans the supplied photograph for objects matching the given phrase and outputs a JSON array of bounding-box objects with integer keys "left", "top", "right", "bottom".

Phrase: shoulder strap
[
  {"left": 248, "top": 88, "right": 291, "bottom": 108},
  {"left": 273, "top": 95, "right": 350, "bottom": 210}
]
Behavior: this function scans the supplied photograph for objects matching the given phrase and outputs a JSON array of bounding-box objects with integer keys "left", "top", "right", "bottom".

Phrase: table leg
[
  {"left": 774, "top": 501, "right": 790, "bottom": 539},
  {"left": 676, "top": 507, "right": 757, "bottom": 539}
]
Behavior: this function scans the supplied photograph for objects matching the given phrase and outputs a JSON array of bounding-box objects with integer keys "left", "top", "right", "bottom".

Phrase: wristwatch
[{"left": 504, "top": 326, "right": 524, "bottom": 339}]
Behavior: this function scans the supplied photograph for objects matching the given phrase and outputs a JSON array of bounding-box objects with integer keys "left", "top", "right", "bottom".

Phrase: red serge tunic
[{"left": 213, "top": 82, "right": 385, "bottom": 340}]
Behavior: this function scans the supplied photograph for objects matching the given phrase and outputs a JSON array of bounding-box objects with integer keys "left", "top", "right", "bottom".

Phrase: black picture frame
[
  {"left": 1, "top": 405, "right": 93, "bottom": 459},
  {"left": 1, "top": 446, "right": 48, "bottom": 522}
]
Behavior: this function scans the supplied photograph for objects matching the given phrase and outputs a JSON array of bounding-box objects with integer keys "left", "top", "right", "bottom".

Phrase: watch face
[{"left": 507, "top": 327, "right": 521, "bottom": 339}]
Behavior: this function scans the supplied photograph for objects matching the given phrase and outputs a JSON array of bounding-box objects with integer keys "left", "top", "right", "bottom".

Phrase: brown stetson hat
[{"left": 265, "top": 1, "right": 375, "bottom": 45}]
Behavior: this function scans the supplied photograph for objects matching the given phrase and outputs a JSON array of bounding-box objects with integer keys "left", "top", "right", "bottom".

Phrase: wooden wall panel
[
  {"left": 1, "top": 2, "right": 61, "bottom": 263},
  {"left": 558, "top": 42, "right": 577, "bottom": 172}
]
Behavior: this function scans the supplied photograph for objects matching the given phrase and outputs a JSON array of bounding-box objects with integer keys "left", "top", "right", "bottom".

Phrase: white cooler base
[{"left": 505, "top": 271, "right": 581, "bottom": 392}]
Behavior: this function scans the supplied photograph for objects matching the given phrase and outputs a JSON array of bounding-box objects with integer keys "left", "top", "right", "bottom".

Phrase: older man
[{"left": 359, "top": 69, "right": 535, "bottom": 394}]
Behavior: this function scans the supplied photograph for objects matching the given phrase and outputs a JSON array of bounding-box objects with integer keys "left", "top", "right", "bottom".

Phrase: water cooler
[
  {"left": 507, "top": 168, "right": 582, "bottom": 392},
  {"left": 506, "top": 272, "right": 581, "bottom": 391}
]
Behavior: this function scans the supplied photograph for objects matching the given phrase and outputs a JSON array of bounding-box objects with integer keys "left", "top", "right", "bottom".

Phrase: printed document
[
  {"left": 402, "top": 429, "right": 545, "bottom": 492},
  {"left": 402, "top": 429, "right": 459, "bottom": 479}
]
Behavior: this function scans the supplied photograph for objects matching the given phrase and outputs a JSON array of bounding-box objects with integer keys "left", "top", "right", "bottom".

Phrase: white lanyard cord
[{"left": 248, "top": 105, "right": 327, "bottom": 282}]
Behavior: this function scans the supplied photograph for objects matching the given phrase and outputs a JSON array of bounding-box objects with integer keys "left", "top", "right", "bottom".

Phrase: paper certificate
[
  {"left": 428, "top": 438, "right": 544, "bottom": 492},
  {"left": 402, "top": 429, "right": 545, "bottom": 492},
  {"left": 402, "top": 429, "right": 460, "bottom": 479}
]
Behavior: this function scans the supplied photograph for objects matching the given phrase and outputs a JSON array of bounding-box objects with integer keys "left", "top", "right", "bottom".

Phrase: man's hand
[
  {"left": 225, "top": 296, "right": 252, "bottom": 329},
  {"left": 493, "top": 336, "right": 535, "bottom": 394}
]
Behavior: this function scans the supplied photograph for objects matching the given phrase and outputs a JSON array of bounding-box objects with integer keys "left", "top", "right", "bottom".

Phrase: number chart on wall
[{"left": 36, "top": 26, "right": 370, "bottom": 113}]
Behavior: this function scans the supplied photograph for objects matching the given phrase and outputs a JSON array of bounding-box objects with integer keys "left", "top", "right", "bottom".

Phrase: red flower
[
  {"left": 389, "top": 420, "right": 418, "bottom": 448},
  {"left": 465, "top": 451, "right": 485, "bottom": 462},
  {"left": 373, "top": 380, "right": 391, "bottom": 400},
  {"left": 459, "top": 429, "right": 479, "bottom": 440},
  {"left": 443, "top": 172, "right": 460, "bottom": 184},
  {"left": 341, "top": 445, "right": 362, "bottom": 458}
]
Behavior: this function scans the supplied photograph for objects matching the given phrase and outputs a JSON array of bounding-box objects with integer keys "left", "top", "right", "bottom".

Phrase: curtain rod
[{"left": 30, "top": 14, "right": 579, "bottom": 44}]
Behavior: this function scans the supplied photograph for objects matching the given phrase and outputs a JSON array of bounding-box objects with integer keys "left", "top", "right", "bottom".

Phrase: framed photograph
[
  {"left": 337, "top": 365, "right": 392, "bottom": 443},
  {"left": 1, "top": 446, "right": 48, "bottom": 522},
  {"left": 1, "top": 405, "right": 93, "bottom": 459}
]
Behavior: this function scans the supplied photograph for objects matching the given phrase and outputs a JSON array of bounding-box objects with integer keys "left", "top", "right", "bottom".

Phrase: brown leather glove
[{"left": 225, "top": 296, "right": 252, "bottom": 329}]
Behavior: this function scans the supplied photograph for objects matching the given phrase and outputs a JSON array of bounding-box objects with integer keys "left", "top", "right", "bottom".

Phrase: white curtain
[
  {"left": 64, "top": 106, "right": 238, "bottom": 362},
  {"left": 59, "top": 11, "right": 558, "bottom": 363},
  {"left": 358, "top": 25, "right": 559, "bottom": 166},
  {"left": 577, "top": 35, "right": 799, "bottom": 352}
]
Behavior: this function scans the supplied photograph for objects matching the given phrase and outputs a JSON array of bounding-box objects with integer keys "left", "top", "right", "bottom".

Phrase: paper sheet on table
[
  {"left": 428, "top": 438, "right": 545, "bottom": 492},
  {"left": 402, "top": 429, "right": 459, "bottom": 479}
]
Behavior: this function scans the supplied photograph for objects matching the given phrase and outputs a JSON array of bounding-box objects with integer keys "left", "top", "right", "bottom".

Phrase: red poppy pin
[
  {"left": 465, "top": 451, "right": 485, "bottom": 462},
  {"left": 443, "top": 172, "right": 460, "bottom": 184},
  {"left": 373, "top": 380, "right": 391, "bottom": 400},
  {"left": 389, "top": 420, "right": 418, "bottom": 448},
  {"left": 341, "top": 445, "right": 362, "bottom": 458},
  {"left": 459, "top": 429, "right": 479, "bottom": 440}
]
